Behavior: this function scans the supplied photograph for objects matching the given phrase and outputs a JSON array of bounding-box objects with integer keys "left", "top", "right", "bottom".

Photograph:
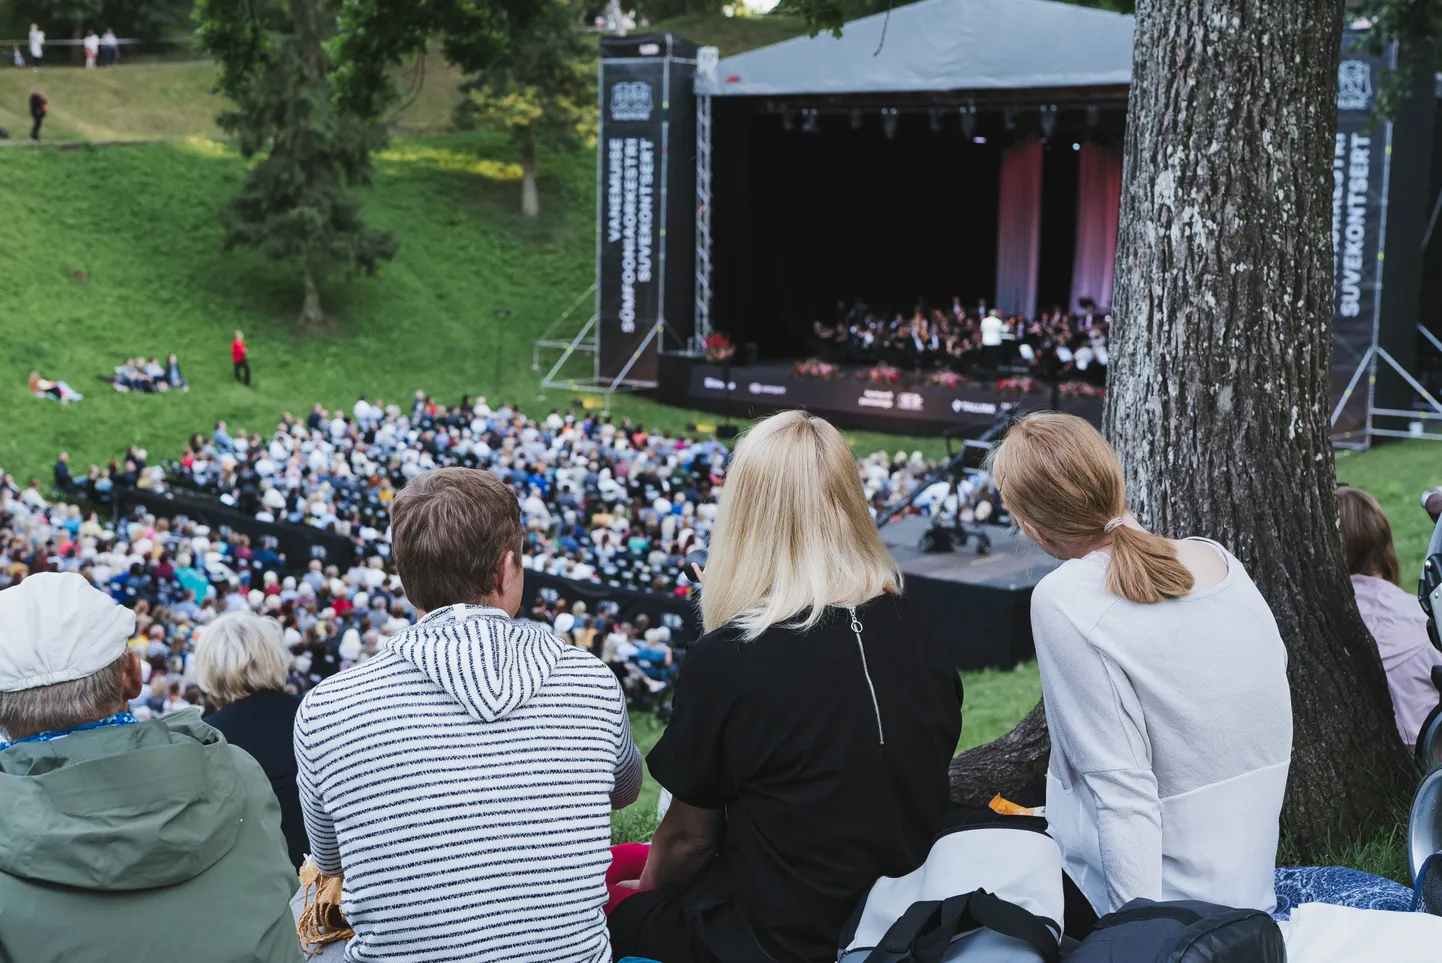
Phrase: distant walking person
[
  {"left": 101, "top": 28, "right": 118, "bottom": 66},
  {"left": 83, "top": 30, "right": 98, "bottom": 69},
  {"left": 11, "top": 45, "right": 23, "bottom": 68},
  {"left": 28, "top": 89, "right": 45, "bottom": 142},
  {"left": 231, "top": 329, "right": 250, "bottom": 385},
  {"left": 27, "top": 24, "right": 42, "bottom": 69}
]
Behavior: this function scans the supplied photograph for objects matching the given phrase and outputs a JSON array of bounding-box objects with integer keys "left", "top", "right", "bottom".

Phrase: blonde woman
[
  {"left": 194, "top": 610, "right": 306, "bottom": 868},
  {"left": 989, "top": 412, "right": 1292, "bottom": 919},
  {"left": 609, "top": 410, "right": 962, "bottom": 963}
]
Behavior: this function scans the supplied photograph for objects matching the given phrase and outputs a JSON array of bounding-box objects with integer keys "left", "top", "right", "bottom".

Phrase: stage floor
[{"left": 882, "top": 518, "right": 1059, "bottom": 589}]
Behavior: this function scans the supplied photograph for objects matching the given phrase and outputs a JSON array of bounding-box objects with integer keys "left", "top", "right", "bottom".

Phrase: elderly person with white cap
[{"left": 0, "top": 573, "right": 300, "bottom": 962}]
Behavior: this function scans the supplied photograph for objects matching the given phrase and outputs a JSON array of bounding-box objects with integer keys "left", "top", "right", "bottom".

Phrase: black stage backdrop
[{"left": 710, "top": 100, "right": 1082, "bottom": 361}]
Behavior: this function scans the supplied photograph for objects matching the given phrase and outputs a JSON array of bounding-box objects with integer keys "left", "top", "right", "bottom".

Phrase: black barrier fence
[
  {"left": 116, "top": 487, "right": 358, "bottom": 571},
  {"left": 524, "top": 569, "right": 700, "bottom": 645}
]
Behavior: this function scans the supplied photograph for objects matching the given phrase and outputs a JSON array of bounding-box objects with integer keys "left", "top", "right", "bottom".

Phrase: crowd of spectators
[{"left": 808, "top": 297, "right": 1110, "bottom": 382}]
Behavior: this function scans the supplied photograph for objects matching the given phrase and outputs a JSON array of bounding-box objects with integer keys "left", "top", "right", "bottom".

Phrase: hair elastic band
[{"left": 1104, "top": 517, "right": 1124, "bottom": 534}]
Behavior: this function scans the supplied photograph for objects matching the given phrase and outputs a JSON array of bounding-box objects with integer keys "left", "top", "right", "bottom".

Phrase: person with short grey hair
[
  {"left": 0, "top": 573, "right": 300, "bottom": 962},
  {"left": 196, "top": 610, "right": 308, "bottom": 868}
]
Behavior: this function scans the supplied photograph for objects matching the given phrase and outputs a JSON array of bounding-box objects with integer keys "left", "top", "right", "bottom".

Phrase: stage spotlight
[
  {"left": 781, "top": 107, "right": 794, "bottom": 132},
  {"left": 850, "top": 109, "right": 863, "bottom": 130},
  {"left": 928, "top": 108, "right": 942, "bottom": 133},
  {"left": 1072, "top": 142, "right": 1081, "bottom": 151},
  {"left": 801, "top": 108, "right": 819, "bottom": 134},
  {"left": 1086, "top": 104, "right": 1100, "bottom": 129},
  {"left": 881, "top": 108, "right": 898, "bottom": 140},
  {"left": 959, "top": 105, "right": 977, "bottom": 139},
  {"left": 973, "top": 136, "right": 987, "bottom": 144},
  {"left": 1002, "top": 106, "right": 1017, "bottom": 131},
  {"left": 1040, "top": 104, "right": 1057, "bottom": 140}
]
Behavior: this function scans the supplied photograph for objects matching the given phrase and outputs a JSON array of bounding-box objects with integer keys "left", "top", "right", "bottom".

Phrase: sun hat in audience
[{"left": 0, "top": 573, "right": 134, "bottom": 691}]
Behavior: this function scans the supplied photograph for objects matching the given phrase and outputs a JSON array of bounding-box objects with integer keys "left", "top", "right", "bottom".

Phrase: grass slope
[
  {"left": 0, "top": 14, "right": 804, "bottom": 144},
  {"left": 0, "top": 133, "right": 941, "bottom": 482}
]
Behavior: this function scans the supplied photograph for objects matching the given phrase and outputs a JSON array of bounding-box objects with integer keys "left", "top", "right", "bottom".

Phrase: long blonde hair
[
  {"left": 989, "top": 412, "right": 1193, "bottom": 604},
  {"left": 702, "top": 410, "right": 902, "bottom": 639}
]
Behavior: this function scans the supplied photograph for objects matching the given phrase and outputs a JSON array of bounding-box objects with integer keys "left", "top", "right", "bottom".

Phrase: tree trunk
[
  {"left": 1103, "top": 0, "right": 1414, "bottom": 859},
  {"left": 300, "top": 264, "right": 325, "bottom": 328},
  {"left": 949, "top": 701, "right": 1050, "bottom": 807},
  {"left": 521, "top": 126, "right": 540, "bottom": 219}
]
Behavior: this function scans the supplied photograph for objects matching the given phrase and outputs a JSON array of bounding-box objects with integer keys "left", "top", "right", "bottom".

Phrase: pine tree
[
  {"left": 196, "top": 0, "right": 396, "bottom": 327},
  {"left": 453, "top": 0, "right": 596, "bottom": 219}
]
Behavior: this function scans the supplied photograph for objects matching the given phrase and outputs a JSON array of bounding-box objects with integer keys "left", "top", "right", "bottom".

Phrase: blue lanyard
[{"left": 0, "top": 711, "right": 137, "bottom": 751}]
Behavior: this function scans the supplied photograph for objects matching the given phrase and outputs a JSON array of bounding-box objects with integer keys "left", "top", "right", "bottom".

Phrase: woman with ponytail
[{"left": 990, "top": 413, "right": 1292, "bottom": 919}]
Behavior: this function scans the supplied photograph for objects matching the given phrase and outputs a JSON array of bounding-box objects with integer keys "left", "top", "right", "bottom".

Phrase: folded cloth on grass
[
  {"left": 1273, "top": 866, "right": 1415, "bottom": 919},
  {"left": 1279, "top": 903, "right": 1442, "bottom": 962}
]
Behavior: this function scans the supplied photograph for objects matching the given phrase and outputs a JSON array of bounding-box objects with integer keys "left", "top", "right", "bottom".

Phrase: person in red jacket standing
[{"left": 231, "top": 329, "right": 250, "bottom": 386}]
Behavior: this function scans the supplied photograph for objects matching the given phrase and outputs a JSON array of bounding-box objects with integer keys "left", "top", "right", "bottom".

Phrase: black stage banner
[
  {"left": 678, "top": 362, "right": 1104, "bottom": 433},
  {"left": 1330, "top": 30, "right": 1391, "bottom": 442},
  {"left": 524, "top": 569, "right": 700, "bottom": 646},
  {"left": 597, "top": 34, "right": 697, "bottom": 384},
  {"left": 116, "top": 488, "right": 358, "bottom": 571}
]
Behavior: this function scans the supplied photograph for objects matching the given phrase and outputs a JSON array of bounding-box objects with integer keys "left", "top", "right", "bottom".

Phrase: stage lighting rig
[
  {"left": 881, "top": 108, "right": 899, "bottom": 140},
  {"left": 1040, "top": 104, "right": 1057, "bottom": 140},
  {"left": 1086, "top": 104, "right": 1100, "bottom": 129},
  {"left": 801, "top": 108, "right": 819, "bottom": 134},
  {"left": 959, "top": 105, "right": 977, "bottom": 139},
  {"left": 928, "top": 108, "right": 943, "bottom": 132},
  {"left": 1002, "top": 106, "right": 1017, "bottom": 131},
  {"left": 781, "top": 107, "right": 794, "bottom": 132},
  {"left": 850, "top": 109, "right": 863, "bottom": 130}
]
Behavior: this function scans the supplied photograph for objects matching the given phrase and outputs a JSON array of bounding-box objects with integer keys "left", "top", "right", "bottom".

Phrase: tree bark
[
  {"left": 520, "top": 125, "right": 540, "bottom": 219},
  {"left": 1103, "top": 0, "right": 1414, "bottom": 859},
  {"left": 300, "top": 264, "right": 325, "bottom": 328},
  {"left": 949, "top": 701, "right": 1050, "bottom": 807}
]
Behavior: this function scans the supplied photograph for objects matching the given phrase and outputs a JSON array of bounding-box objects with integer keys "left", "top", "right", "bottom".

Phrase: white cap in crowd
[{"left": 0, "top": 573, "right": 134, "bottom": 692}]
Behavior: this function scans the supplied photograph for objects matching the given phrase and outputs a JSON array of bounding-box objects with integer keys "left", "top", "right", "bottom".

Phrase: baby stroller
[{"left": 1408, "top": 489, "right": 1442, "bottom": 908}]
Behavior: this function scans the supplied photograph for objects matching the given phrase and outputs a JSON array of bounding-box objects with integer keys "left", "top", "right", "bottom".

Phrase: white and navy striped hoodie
[{"left": 294, "top": 605, "right": 643, "bottom": 963}]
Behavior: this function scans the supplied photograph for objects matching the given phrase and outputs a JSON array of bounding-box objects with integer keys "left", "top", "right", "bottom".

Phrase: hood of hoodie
[
  {"left": 0, "top": 709, "right": 244, "bottom": 891},
  {"left": 384, "top": 605, "right": 565, "bottom": 723}
]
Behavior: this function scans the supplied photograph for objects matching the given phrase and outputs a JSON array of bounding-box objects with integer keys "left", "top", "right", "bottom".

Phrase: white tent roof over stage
[{"left": 694, "top": 0, "right": 1134, "bottom": 97}]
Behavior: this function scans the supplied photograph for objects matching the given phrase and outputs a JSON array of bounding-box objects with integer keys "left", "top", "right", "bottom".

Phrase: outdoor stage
[
  {"left": 882, "top": 517, "right": 1058, "bottom": 669},
  {"left": 654, "top": 353, "right": 1104, "bottom": 436}
]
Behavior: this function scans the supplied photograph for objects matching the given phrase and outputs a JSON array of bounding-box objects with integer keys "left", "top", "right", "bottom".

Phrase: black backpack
[{"left": 1063, "top": 899, "right": 1284, "bottom": 963}]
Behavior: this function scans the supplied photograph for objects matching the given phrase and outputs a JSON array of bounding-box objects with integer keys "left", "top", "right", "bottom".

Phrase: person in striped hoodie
[{"left": 294, "top": 466, "right": 642, "bottom": 963}]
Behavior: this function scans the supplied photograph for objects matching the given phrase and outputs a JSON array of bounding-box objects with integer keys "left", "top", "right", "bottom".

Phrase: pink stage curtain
[
  {"left": 994, "top": 138, "right": 1044, "bottom": 319},
  {"left": 1069, "top": 144, "right": 1123, "bottom": 312}
]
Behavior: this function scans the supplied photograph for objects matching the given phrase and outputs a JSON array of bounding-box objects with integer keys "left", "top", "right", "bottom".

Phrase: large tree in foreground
[
  {"left": 1103, "top": 0, "right": 1415, "bottom": 856},
  {"left": 948, "top": 0, "right": 1417, "bottom": 860},
  {"left": 196, "top": 0, "right": 397, "bottom": 327}
]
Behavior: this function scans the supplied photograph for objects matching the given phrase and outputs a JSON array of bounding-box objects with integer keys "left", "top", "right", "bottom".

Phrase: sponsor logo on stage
[
  {"left": 858, "top": 389, "right": 895, "bottom": 410},
  {"left": 609, "top": 81, "right": 654, "bottom": 122},
  {"left": 703, "top": 377, "right": 736, "bottom": 392},
  {"left": 897, "top": 392, "right": 923, "bottom": 412},
  {"left": 952, "top": 398, "right": 999, "bottom": 415},
  {"left": 1336, "top": 60, "right": 1372, "bottom": 111},
  {"left": 748, "top": 382, "right": 786, "bottom": 396}
]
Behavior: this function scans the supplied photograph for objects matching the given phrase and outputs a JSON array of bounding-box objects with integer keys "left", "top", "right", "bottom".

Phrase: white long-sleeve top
[{"left": 1031, "top": 538, "right": 1292, "bottom": 915}]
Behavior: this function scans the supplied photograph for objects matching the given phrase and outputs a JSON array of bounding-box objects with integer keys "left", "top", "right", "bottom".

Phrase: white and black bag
[{"left": 838, "top": 818, "right": 1065, "bottom": 963}]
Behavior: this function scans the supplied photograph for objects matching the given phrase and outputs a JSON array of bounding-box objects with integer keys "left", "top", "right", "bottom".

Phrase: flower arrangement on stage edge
[
  {"left": 861, "top": 363, "right": 903, "bottom": 385},
  {"left": 924, "top": 369, "right": 971, "bottom": 389},
  {"left": 704, "top": 333, "right": 735, "bottom": 364},
  {"left": 1058, "top": 382, "right": 1105, "bottom": 399},
  {"left": 791, "top": 358, "right": 842, "bottom": 380},
  {"left": 996, "top": 376, "right": 1040, "bottom": 395}
]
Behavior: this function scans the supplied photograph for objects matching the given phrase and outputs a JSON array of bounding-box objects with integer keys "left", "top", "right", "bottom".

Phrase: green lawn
[{"left": 1336, "top": 440, "right": 1442, "bottom": 584}]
